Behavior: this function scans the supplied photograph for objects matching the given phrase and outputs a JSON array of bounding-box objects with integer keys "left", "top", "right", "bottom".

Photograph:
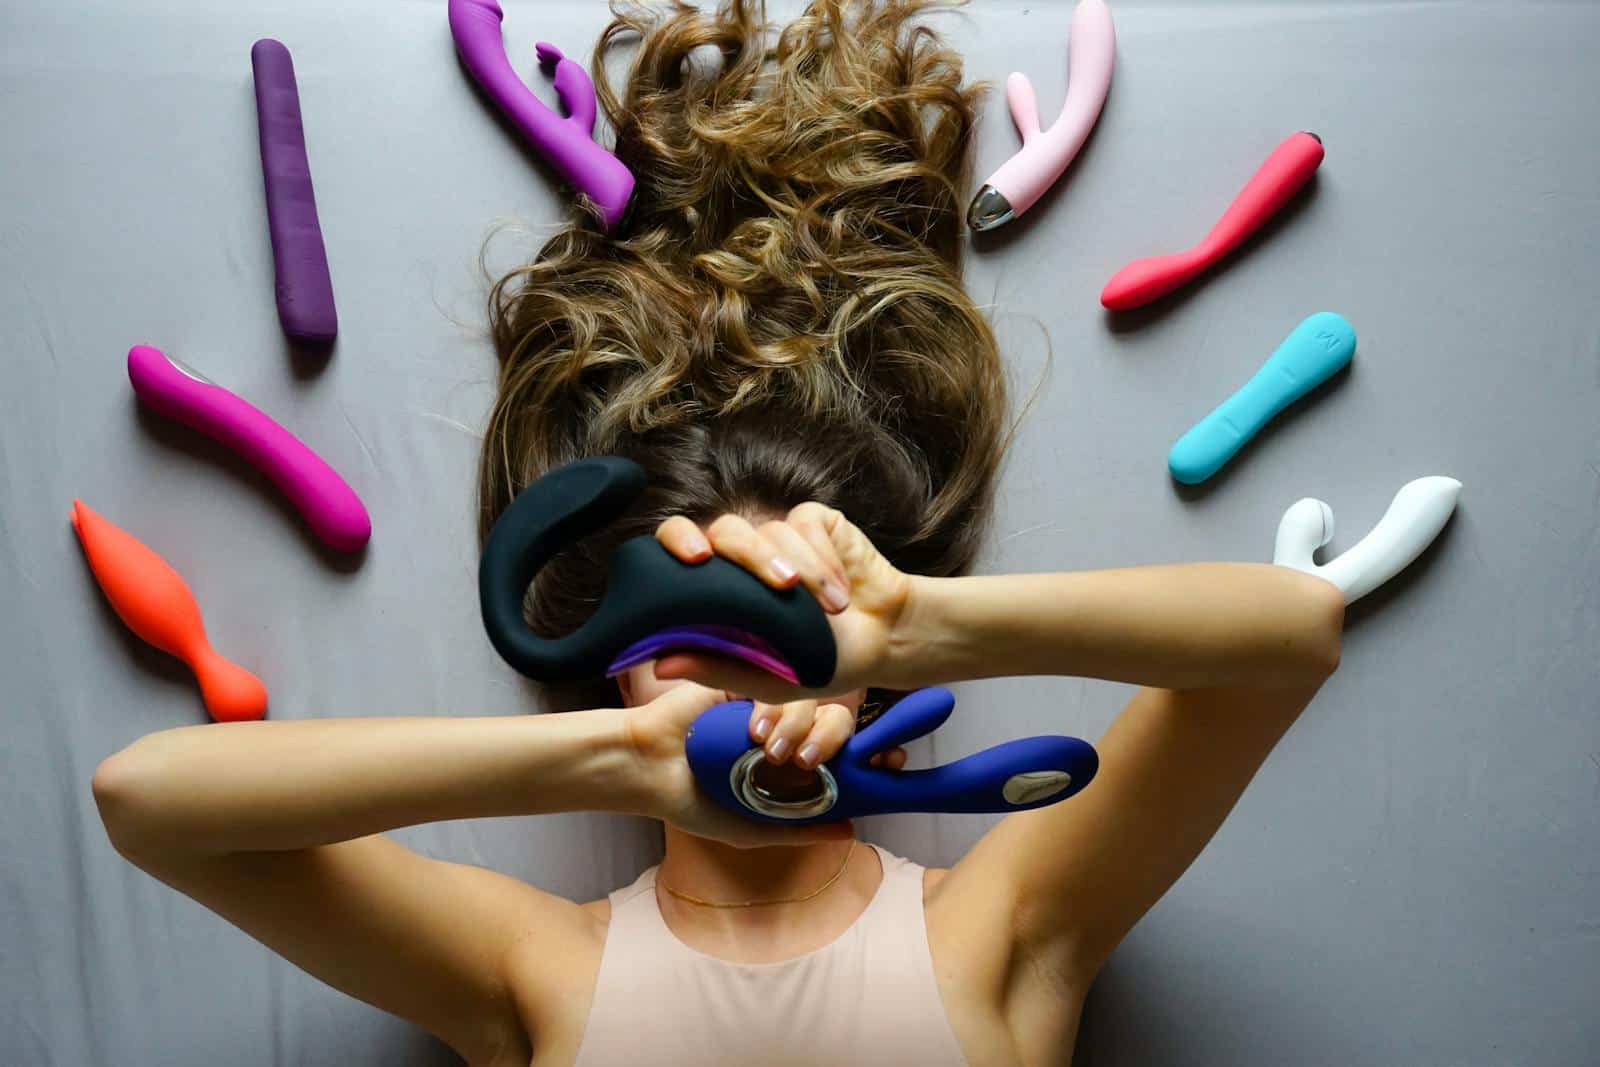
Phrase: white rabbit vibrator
[{"left": 1273, "top": 477, "right": 1462, "bottom": 603}]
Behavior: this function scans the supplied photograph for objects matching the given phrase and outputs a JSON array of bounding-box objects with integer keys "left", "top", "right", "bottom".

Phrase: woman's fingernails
[
  {"left": 821, "top": 580, "right": 850, "bottom": 613},
  {"left": 770, "top": 557, "right": 798, "bottom": 583},
  {"left": 684, "top": 532, "right": 712, "bottom": 558},
  {"left": 753, "top": 716, "right": 775, "bottom": 741},
  {"left": 797, "top": 742, "right": 820, "bottom": 769},
  {"left": 768, "top": 735, "right": 791, "bottom": 762}
]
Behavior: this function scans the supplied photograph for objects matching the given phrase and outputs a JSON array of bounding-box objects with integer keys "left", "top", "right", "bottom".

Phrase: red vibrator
[{"left": 1100, "top": 131, "right": 1324, "bottom": 311}]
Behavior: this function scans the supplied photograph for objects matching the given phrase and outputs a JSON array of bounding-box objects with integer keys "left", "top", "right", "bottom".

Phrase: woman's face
[{"left": 617, "top": 662, "right": 867, "bottom": 716}]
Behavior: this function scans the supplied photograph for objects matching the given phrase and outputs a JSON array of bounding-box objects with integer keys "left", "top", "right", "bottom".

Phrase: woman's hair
[{"left": 478, "top": 0, "right": 1007, "bottom": 650}]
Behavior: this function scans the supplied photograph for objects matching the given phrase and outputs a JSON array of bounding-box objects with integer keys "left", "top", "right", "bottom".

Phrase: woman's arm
[
  {"left": 95, "top": 711, "right": 641, "bottom": 857},
  {"left": 92, "top": 688, "right": 843, "bottom": 1063},
  {"left": 652, "top": 504, "right": 1341, "bottom": 699},
  {"left": 894, "top": 562, "right": 1343, "bottom": 690}
]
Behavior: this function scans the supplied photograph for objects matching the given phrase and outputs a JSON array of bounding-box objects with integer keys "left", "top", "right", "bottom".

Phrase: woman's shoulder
[
  {"left": 920, "top": 849, "right": 1088, "bottom": 1064},
  {"left": 507, "top": 863, "right": 660, "bottom": 992},
  {"left": 499, "top": 888, "right": 612, "bottom": 1061}
]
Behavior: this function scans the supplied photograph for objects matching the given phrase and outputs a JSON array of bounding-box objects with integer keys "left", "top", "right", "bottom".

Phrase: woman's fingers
[
  {"left": 658, "top": 503, "right": 894, "bottom": 608},
  {"left": 742, "top": 699, "right": 905, "bottom": 770},
  {"left": 793, "top": 702, "right": 855, "bottom": 770},
  {"left": 655, "top": 515, "right": 712, "bottom": 563},
  {"left": 657, "top": 513, "right": 798, "bottom": 588},
  {"left": 758, "top": 521, "right": 849, "bottom": 613},
  {"left": 655, "top": 509, "right": 855, "bottom": 617},
  {"left": 704, "top": 514, "right": 800, "bottom": 589},
  {"left": 646, "top": 678, "right": 732, "bottom": 729},
  {"left": 787, "top": 505, "right": 849, "bottom": 593},
  {"left": 747, "top": 702, "right": 778, "bottom": 745},
  {"left": 867, "top": 748, "right": 907, "bottom": 770},
  {"left": 787, "top": 502, "right": 861, "bottom": 583},
  {"left": 783, "top": 504, "right": 853, "bottom": 603},
  {"left": 760, "top": 700, "right": 818, "bottom": 764},
  {"left": 745, "top": 700, "right": 859, "bottom": 770}
]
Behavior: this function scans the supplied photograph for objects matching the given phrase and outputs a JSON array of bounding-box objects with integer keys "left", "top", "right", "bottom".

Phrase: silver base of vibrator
[{"left": 729, "top": 749, "right": 840, "bottom": 820}]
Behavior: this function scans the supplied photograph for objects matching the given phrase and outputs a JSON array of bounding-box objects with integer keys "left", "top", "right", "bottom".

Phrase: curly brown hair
[{"left": 478, "top": 0, "right": 1008, "bottom": 652}]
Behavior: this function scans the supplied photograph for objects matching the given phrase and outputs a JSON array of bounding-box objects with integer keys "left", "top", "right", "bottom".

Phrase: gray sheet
[{"left": 2, "top": 1, "right": 1596, "bottom": 1064}]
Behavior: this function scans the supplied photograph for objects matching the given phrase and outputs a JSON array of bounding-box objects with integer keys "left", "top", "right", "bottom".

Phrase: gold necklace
[{"left": 660, "top": 841, "right": 856, "bottom": 909}]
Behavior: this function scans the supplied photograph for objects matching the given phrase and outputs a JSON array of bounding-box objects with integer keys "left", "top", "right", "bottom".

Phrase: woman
[{"left": 92, "top": 2, "right": 1344, "bottom": 1063}]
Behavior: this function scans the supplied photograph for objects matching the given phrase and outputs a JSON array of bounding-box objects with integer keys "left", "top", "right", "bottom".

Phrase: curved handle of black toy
[
  {"left": 479, "top": 457, "right": 645, "bottom": 681},
  {"left": 478, "top": 456, "right": 838, "bottom": 687}
]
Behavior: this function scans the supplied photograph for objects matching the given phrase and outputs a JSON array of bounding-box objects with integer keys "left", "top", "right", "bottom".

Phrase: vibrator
[
  {"left": 127, "top": 345, "right": 371, "bottom": 552},
  {"left": 1101, "top": 131, "right": 1325, "bottom": 311},
  {"left": 251, "top": 39, "right": 338, "bottom": 343},
  {"left": 71, "top": 500, "right": 268, "bottom": 722},
  {"left": 480, "top": 457, "right": 836, "bottom": 687},
  {"left": 1273, "top": 477, "right": 1461, "bottom": 603},
  {"left": 686, "top": 688, "right": 1098, "bottom": 824},
  {"left": 448, "top": 0, "right": 636, "bottom": 230},
  {"left": 1168, "top": 312, "right": 1355, "bottom": 485},
  {"left": 968, "top": 0, "right": 1115, "bottom": 232}
]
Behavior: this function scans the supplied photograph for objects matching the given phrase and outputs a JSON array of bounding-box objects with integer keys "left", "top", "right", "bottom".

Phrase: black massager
[{"left": 479, "top": 457, "right": 838, "bottom": 687}]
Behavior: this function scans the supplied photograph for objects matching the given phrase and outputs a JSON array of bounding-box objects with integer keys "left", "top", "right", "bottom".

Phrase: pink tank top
[{"left": 572, "top": 844, "right": 968, "bottom": 1066}]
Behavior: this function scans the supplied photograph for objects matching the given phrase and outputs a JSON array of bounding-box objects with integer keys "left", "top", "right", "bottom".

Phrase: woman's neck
[
  {"left": 654, "top": 826, "right": 879, "bottom": 960},
  {"left": 658, "top": 825, "right": 860, "bottom": 904}
]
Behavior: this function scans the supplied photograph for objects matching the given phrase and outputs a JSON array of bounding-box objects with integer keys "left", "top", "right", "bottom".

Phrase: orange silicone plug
[{"left": 71, "top": 500, "right": 268, "bottom": 722}]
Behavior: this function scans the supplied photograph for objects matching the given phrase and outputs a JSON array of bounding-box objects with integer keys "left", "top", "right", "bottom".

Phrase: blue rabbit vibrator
[{"left": 685, "top": 688, "right": 1099, "bottom": 824}]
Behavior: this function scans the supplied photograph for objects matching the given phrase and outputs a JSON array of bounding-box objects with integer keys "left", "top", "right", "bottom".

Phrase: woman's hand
[
  {"left": 620, "top": 680, "right": 907, "bottom": 849},
  {"left": 653, "top": 502, "right": 916, "bottom": 702}
]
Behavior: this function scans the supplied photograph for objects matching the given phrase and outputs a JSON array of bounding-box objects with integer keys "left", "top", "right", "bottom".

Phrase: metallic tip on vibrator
[
  {"left": 966, "top": 185, "right": 1016, "bottom": 232},
  {"left": 153, "top": 349, "right": 216, "bottom": 385}
]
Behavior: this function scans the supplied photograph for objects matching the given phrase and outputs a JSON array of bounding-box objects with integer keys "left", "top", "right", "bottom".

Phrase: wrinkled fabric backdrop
[{"left": 2, "top": 1, "right": 1596, "bottom": 1063}]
